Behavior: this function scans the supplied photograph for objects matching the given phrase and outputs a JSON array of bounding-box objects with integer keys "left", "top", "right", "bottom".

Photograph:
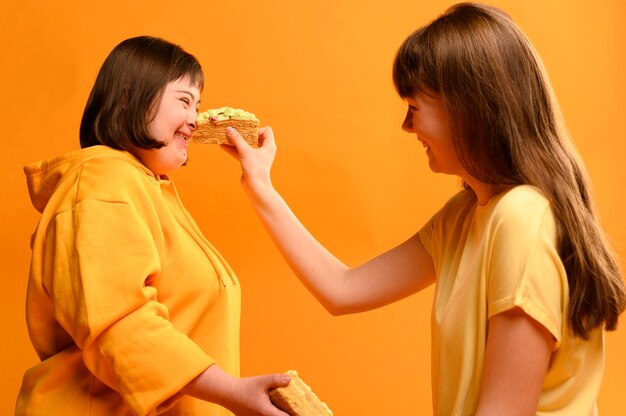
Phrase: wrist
[
  {"left": 244, "top": 177, "right": 279, "bottom": 208},
  {"left": 182, "top": 365, "right": 240, "bottom": 407}
]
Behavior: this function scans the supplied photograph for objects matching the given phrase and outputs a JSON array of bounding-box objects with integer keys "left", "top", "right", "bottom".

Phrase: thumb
[
  {"left": 225, "top": 126, "right": 251, "bottom": 155},
  {"left": 266, "top": 372, "right": 291, "bottom": 390}
]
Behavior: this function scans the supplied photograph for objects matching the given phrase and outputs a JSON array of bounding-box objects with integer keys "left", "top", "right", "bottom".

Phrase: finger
[
  {"left": 257, "top": 126, "right": 276, "bottom": 149},
  {"left": 225, "top": 126, "right": 251, "bottom": 154},
  {"left": 269, "top": 406, "right": 292, "bottom": 416},
  {"left": 265, "top": 399, "right": 292, "bottom": 416},
  {"left": 258, "top": 125, "right": 274, "bottom": 137}
]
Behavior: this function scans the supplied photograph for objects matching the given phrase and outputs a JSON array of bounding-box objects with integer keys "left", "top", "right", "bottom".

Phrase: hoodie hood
[{"left": 24, "top": 146, "right": 152, "bottom": 213}]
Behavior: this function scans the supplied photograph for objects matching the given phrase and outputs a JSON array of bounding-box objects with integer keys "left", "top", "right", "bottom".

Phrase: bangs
[
  {"left": 189, "top": 69, "right": 204, "bottom": 91},
  {"left": 392, "top": 27, "right": 439, "bottom": 98},
  {"left": 170, "top": 54, "right": 204, "bottom": 91}
]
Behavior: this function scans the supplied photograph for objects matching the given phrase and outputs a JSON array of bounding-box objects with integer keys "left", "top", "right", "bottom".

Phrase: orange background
[{"left": 1, "top": 0, "right": 625, "bottom": 414}]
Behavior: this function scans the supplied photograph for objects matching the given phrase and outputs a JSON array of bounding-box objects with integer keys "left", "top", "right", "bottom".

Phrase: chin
[{"left": 428, "top": 161, "right": 440, "bottom": 173}]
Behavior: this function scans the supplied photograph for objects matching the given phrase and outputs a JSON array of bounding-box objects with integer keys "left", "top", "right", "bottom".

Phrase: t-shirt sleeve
[
  {"left": 486, "top": 197, "right": 567, "bottom": 346},
  {"left": 50, "top": 198, "right": 214, "bottom": 414},
  {"left": 418, "top": 215, "right": 435, "bottom": 257},
  {"left": 418, "top": 190, "right": 476, "bottom": 270}
]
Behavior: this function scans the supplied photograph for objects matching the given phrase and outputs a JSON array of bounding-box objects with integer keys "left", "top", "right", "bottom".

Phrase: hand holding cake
[{"left": 269, "top": 370, "right": 333, "bottom": 416}]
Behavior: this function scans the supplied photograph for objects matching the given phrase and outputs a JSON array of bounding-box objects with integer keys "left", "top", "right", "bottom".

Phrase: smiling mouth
[{"left": 175, "top": 131, "right": 190, "bottom": 142}]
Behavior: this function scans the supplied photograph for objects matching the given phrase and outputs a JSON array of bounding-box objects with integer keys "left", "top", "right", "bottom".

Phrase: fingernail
[{"left": 225, "top": 126, "right": 234, "bottom": 135}]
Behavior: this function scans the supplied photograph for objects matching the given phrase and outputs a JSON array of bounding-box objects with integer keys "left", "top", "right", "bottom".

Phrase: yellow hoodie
[{"left": 17, "top": 146, "right": 240, "bottom": 416}]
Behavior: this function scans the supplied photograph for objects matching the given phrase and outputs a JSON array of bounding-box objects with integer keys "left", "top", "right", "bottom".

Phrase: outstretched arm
[{"left": 222, "top": 126, "right": 436, "bottom": 315}]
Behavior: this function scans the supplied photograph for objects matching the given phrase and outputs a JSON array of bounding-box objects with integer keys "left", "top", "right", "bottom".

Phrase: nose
[
  {"left": 401, "top": 109, "right": 414, "bottom": 133},
  {"left": 188, "top": 110, "right": 198, "bottom": 131}
]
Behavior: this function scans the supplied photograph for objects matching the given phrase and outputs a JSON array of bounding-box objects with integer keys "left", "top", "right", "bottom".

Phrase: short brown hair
[{"left": 80, "top": 36, "right": 204, "bottom": 150}]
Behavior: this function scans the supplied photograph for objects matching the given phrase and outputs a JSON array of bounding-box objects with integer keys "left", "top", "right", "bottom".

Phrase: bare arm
[
  {"left": 223, "top": 127, "right": 436, "bottom": 315},
  {"left": 181, "top": 365, "right": 290, "bottom": 416},
  {"left": 474, "top": 307, "right": 555, "bottom": 416}
]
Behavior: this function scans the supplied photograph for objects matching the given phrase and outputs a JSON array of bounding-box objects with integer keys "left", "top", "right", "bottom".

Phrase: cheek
[
  {"left": 146, "top": 121, "right": 166, "bottom": 144},
  {"left": 147, "top": 111, "right": 179, "bottom": 141},
  {"left": 422, "top": 117, "right": 452, "bottom": 144},
  {"left": 146, "top": 120, "right": 158, "bottom": 136},
  {"left": 413, "top": 115, "right": 434, "bottom": 138}
]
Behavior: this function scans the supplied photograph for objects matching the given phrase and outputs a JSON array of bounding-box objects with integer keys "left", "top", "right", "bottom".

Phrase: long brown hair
[
  {"left": 393, "top": 2, "right": 625, "bottom": 338},
  {"left": 80, "top": 36, "right": 204, "bottom": 150}
]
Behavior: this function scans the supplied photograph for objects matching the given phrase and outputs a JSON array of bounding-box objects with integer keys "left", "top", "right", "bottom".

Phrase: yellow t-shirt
[
  {"left": 19, "top": 146, "right": 241, "bottom": 415},
  {"left": 419, "top": 185, "right": 603, "bottom": 416}
]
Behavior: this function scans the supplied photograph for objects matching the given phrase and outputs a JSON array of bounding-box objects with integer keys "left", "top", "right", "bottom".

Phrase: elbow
[
  {"left": 320, "top": 298, "right": 358, "bottom": 317},
  {"left": 309, "top": 273, "right": 361, "bottom": 316},
  {"left": 325, "top": 305, "right": 347, "bottom": 317}
]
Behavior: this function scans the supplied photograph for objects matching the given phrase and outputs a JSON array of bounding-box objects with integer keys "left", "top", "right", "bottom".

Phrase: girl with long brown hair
[{"left": 225, "top": 3, "right": 625, "bottom": 415}]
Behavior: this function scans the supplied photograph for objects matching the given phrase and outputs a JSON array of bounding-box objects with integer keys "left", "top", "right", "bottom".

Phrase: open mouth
[{"left": 175, "top": 131, "right": 189, "bottom": 143}]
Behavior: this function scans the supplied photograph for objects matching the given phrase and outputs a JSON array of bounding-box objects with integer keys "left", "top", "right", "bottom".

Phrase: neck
[{"left": 464, "top": 176, "right": 512, "bottom": 205}]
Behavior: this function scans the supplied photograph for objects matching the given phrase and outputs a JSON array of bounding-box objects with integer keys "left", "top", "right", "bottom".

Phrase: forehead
[
  {"left": 164, "top": 76, "right": 201, "bottom": 95},
  {"left": 407, "top": 89, "right": 441, "bottom": 105}
]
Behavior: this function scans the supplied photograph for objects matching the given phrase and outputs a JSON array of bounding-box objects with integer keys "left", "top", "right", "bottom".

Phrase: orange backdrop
[{"left": 1, "top": 0, "right": 625, "bottom": 414}]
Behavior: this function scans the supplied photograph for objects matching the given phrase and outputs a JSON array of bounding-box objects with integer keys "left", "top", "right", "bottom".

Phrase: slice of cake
[
  {"left": 193, "top": 106, "right": 259, "bottom": 146},
  {"left": 269, "top": 370, "right": 333, "bottom": 416}
]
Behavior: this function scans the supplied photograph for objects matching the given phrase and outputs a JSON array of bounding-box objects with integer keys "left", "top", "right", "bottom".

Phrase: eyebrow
[{"left": 175, "top": 89, "right": 201, "bottom": 105}]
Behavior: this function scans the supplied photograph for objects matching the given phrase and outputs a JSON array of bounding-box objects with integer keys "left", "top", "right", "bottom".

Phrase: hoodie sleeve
[{"left": 48, "top": 194, "right": 214, "bottom": 414}]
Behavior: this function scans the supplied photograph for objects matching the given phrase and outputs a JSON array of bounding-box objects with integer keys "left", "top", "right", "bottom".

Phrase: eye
[{"left": 180, "top": 97, "right": 190, "bottom": 106}]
